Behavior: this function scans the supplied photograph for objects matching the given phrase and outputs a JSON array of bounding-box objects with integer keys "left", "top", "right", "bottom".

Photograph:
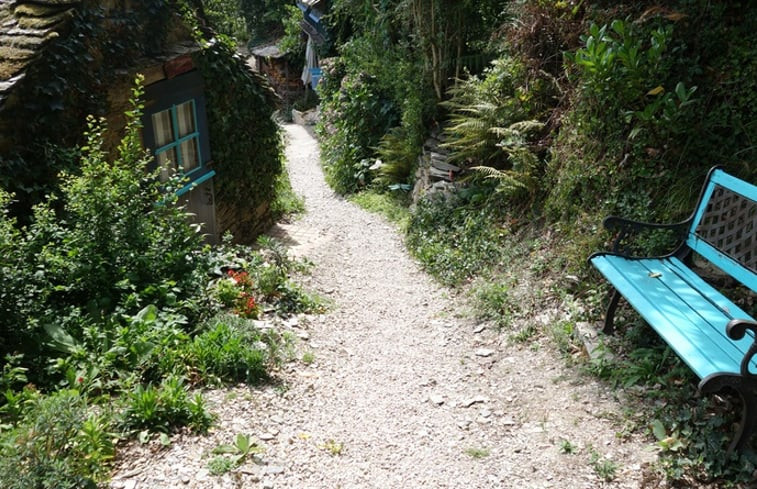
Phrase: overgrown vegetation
[
  {"left": 316, "top": 0, "right": 757, "bottom": 483},
  {"left": 0, "top": 86, "right": 320, "bottom": 487}
]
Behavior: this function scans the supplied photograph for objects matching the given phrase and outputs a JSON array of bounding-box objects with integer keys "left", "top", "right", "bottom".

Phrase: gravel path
[{"left": 110, "top": 124, "right": 659, "bottom": 489}]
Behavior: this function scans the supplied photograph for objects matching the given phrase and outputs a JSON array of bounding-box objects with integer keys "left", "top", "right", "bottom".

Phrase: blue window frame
[
  {"left": 151, "top": 100, "right": 202, "bottom": 181},
  {"left": 143, "top": 71, "right": 214, "bottom": 195}
]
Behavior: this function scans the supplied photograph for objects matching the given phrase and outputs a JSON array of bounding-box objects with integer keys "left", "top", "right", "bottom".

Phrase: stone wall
[{"left": 412, "top": 130, "right": 461, "bottom": 204}]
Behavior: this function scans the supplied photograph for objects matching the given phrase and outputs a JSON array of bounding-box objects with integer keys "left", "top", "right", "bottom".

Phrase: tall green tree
[{"left": 240, "top": 0, "right": 289, "bottom": 42}]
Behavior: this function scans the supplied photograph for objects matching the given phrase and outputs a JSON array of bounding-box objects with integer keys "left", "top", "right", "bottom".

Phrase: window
[
  {"left": 151, "top": 100, "right": 202, "bottom": 182},
  {"left": 142, "top": 70, "right": 214, "bottom": 195}
]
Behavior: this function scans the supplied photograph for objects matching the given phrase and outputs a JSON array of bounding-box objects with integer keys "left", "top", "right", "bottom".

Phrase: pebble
[
  {"left": 461, "top": 395, "right": 488, "bottom": 407},
  {"left": 266, "top": 465, "right": 285, "bottom": 475},
  {"left": 429, "top": 394, "right": 445, "bottom": 406},
  {"left": 475, "top": 348, "right": 494, "bottom": 357}
]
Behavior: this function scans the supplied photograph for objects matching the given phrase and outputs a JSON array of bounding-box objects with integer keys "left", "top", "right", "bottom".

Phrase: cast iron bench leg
[
  {"left": 603, "top": 289, "right": 622, "bottom": 335},
  {"left": 732, "top": 382, "right": 757, "bottom": 454},
  {"left": 701, "top": 374, "right": 757, "bottom": 454}
]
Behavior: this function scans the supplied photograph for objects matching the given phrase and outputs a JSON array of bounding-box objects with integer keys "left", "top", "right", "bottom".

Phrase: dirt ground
[{"left": 109, "top": 124, "right": 672, "bottom": 489}]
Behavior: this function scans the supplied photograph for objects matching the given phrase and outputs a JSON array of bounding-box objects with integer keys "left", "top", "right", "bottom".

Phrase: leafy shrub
[
  {"left": 181, "top": 319, "right": 268, "bottom": 385},
  {"left": 547, "top": 15, "right": 714, "bottom": 223},
  {"left": 373, "top": 126, "right": 420, "bottom": 187},
  {"left": 0, "top": 79, "right": 206, "bottom": 378},
  {"left": 0, "top": 390, "right": 115, "bottom": 489},
  {"left": 270, "top": 166, "right": 306, "bottom": 219},
  {"left": 121, "top": 375, "right": 212, "bottom": 435},
  {"left": 470, "top": 280, "right": 514, "bottom": 329},
  {"left": 318, "top": 71, "right": 399, "bottom": 194},
  {"left": 253, "top": 236, "right": 323, "bottom": 315},
  {"left": 202, "top": 0, "right": 250, "bottom": 44},
  {"left": 46, "top": 305, "right": 192, "bottom": 392},
  {"left": 443, "top": 57, "right": 543, "bottom": 167},
  {"left": 406, "top": 194, "right": 507, "bottom": 286},
  {"left": 441, "top": 57, "right": 547, "bottom": 207},
  {"left": 194, "top": 38, "right": 284, "bottom": 240}
]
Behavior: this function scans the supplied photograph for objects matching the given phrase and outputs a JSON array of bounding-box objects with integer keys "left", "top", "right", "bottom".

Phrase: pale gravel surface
[{"left": 109, "top": 124, "right": 664, "bottom": 489}]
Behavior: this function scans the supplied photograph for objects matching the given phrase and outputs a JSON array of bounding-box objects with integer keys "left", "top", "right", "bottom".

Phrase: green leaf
[
  {"left": 651, "top": 419, "right": 667, "bottom": 441},
  {"left": 235, "top": 433, "right": 251, "bottom": 454},
  {"left": 136, "top": 304, "right": 158, "bottom": 323},
  {"left": 212, "top": 444, "right": 237, "bottom": 455},
  {"left": 43, "top": 323, "right": 79, "bottom": 354}
]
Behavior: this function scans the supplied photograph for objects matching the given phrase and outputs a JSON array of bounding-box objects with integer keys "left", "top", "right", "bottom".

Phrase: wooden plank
[
  {"left": 711, "top": 169, "right": 757, "bottom": 201},
  {"left": 687, "top": 237, "right": 757, "bottom": 292},
  {"left": 644, "top": 258, "right": 754, "bottom": 361},
  {"left": 590, "top": 254, "right": 754, "bottom": 379}
]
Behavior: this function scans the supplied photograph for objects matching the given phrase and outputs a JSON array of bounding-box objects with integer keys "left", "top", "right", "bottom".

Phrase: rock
[
  {"left": 474, "top": 348, "right": 494, "bottom": 357},
  {"left": 473, "top": 324, "right": 486, "bottom": 334},
  {"left": 461, "top": 396, "right": 488, "bottom": 408},
  {"left": 266, "top": 465, "right": 285, "bottom": 475},
  {"left": 260, "top": 432, "right": 276, "bottom": 441},
  {"left": 429, "top": 394, "right": 445, "bottom": 406}
]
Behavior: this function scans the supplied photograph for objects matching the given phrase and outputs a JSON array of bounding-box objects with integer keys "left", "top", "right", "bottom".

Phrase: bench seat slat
[{"left": 591, "top": 254, "right": 755, "bottom": 380}]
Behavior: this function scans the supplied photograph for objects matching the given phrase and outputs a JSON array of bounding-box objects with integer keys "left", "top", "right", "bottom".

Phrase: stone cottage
[{"left": 0, "top": 0, "right": 282, "bottom": 243}]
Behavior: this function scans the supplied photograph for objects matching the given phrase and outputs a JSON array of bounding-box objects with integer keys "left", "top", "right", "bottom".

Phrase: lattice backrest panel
[{"left": 694, "top": 184, "right": 757, "bottom": 274}]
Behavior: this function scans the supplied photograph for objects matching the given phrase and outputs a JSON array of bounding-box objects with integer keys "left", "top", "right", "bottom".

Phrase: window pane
[
  {"left": 151, "top": 109, "right": 174, "bottom": 147},
  {"left": 176, "top": 101, "right": 196, "bottom": 138},
  {"left": 179, "top": 138, "right": 199, "bottom": 172},
  {"left": 156, "top": 148, "right": 177, "bottom": 182}
]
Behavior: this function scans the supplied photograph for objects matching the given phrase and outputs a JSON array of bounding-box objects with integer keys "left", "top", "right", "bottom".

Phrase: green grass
[
  {"left": 588, "top": 448, "right": 618, "bottom": 482},
  {"left": 464, "top": 447, "right": 490, "bottom": 459},
  {"left": 271, "top": 166, "right": 306, "bottom": 218},
  {"left": 349, "top": 190, "right": 411, "bottom": 231}
]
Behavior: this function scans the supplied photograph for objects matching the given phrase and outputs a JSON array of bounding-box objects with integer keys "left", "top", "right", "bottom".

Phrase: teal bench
[{"left": 589, "top": 167, "right": 757, "bottom": 453}]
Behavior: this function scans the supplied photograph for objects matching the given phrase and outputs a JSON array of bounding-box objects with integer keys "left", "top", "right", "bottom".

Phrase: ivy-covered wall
[
  {"left": 0, "top": 0, "right": 183, "bottom": 215},
  {"left": 0, "top": 0, "right": 284, "bottom": 242},
  {"left": 194, "top": 40, "right": 283, "bottom": 241}
]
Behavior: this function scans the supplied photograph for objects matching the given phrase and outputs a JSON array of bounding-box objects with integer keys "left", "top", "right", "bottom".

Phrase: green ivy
[
  {"left": 192, "top": 38, "right": 284, "bottom": 240},
  {"left": 0, "top": 1, "right": 178, "bottom": 218}
]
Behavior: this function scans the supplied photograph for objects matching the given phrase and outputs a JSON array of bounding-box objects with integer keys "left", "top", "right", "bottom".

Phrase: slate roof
[{"left": 0, "top": 0, "right": 79, "bottom": 104}]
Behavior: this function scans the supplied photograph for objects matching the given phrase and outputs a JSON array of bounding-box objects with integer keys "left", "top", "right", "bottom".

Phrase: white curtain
[{"left": 301, "top": 36, "right": 318, "bottom": 86}]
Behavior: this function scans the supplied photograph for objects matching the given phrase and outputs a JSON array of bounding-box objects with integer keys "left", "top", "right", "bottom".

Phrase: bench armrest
[
  {"left": 727, "top": 319, "right": 757, "bottom": 378},
  {"left": 603, "top": 216, "right": 691, "bottom": 256}
]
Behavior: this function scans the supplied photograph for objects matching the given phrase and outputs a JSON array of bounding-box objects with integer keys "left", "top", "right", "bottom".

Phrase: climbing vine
[
  {"left": 0, "top": 0, "right": 178, "bottom": 217},
  {"left": 193, "top": 37, "right": 283, "bottom": 240},
  {"left": 0, "top": 0, "right": 284, "bottom": 242}
]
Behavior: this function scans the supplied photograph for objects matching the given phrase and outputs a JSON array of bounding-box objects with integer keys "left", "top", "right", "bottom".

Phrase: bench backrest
[{"left": 687, "top": 168, "right": 757, "bottom": 293}]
